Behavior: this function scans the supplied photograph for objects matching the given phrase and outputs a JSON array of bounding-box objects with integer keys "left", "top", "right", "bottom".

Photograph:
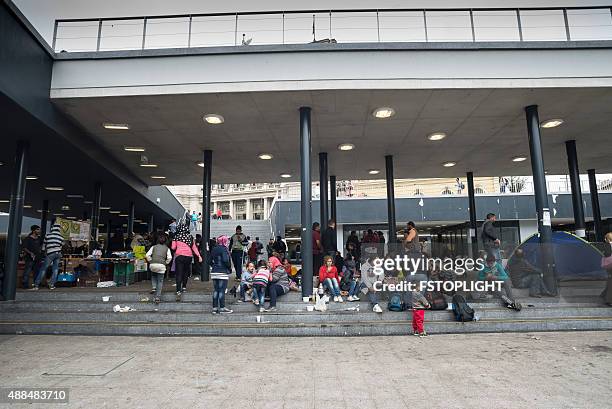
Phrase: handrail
[{"left": 52, "top": 6, "right": 612, "bottom": 53}]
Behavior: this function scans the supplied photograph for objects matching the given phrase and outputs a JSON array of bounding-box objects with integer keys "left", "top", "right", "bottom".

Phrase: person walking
[
  {"left": 146, "top": 235, "right": 172, "bottom": 304},
  {"left": 171, "top": 222, "right": 202, "bottom": 301},
  {"left": 32, "top": 222, "right": 64, "bottom": 290},
  {"left": 21, "top": 225, "right": 41, "bottom": 289},
  {"left": 211, "top": 235, "right": 233, "bottom": 314},
  {"left": 230, "top": 226, "right": 247, "bottom": 280},
  {"left": 321, "top": 219, "right": 337, "bottom": 259},
  {"left": 482, "top": 213, "right": 501, "bottom": 262}
]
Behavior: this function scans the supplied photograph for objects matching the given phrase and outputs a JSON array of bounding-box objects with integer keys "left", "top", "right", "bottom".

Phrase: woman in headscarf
[
  {"left": 170, "top": 221, "right": 201, "bottom": 302},
  {"left": 210, "top": 235, "right": 233, "bottom": 314},
  {"left": 263, "top": 256, "right": 290, "bottom": 312}
]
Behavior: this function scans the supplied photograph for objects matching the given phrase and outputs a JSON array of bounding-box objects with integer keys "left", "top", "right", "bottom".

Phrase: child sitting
[
  {"left": 238, "top": 262, "right": 255, "bottom": 302},
  {"left": 251, "top": 260, "right": 270, "bottom": 313},
  {"left": 411, "top": 290, "right": 431, "bottom": 337}
]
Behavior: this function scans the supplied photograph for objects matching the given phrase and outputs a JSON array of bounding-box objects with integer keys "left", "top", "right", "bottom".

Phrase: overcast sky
[{"left": 14, "top": 0, "right": 612, "bottom": 45}]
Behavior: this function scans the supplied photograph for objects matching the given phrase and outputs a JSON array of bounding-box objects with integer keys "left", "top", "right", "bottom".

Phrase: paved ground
[{"left": 0, "top": 332, "right": 611, "bottom": 408}]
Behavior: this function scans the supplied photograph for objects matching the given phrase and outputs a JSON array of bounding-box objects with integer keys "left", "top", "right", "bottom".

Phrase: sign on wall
[{"left": 56, "top": 217, "right": 91, "bottom": 241}]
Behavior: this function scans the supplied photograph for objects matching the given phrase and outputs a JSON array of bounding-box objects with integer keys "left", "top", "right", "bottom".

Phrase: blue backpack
[{"left": 387, "top": 294, "right": 406, "bottom": 312}]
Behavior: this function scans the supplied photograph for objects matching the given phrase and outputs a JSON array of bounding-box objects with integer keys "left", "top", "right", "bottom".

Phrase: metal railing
[{"left": 52, "top": 6, "right": 612, "bottom": 53}]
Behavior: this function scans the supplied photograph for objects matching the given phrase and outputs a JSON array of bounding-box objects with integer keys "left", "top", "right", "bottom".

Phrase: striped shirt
[
  {"left": 252, "top": 268, "right": 270, "bottom": 286},
  {"left": 43, "top": 225, "right": 64, "bottom": 255}
]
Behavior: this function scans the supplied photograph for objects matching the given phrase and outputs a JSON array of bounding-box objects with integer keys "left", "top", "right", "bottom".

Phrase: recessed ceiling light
[
  {"left": 140, "top": 164, "right": 158, "bottom": 168},
  {"left": 512, "top": 156, "right": 527, "bottom": 162},
  {"left": 540, "top": 119, "right": 564, "bottom": 128},
  {"left": 0, "top": 161, "right": 4, "bottom": 166},
  {"left": 203, "top": 114, "right": 224, "bottom": 124},
  {"left": 124, "top": 147, "right": 146, "bottom": 152},
  {"left": 99, "top": 206, "right": 111, "bottom": 210},
  {"left": 119, "top": 213, "right": 128, "bottom": 217},
  {"left": 0, "top": 199, "right": 10, "bottom": 203},
  {"left": 372, "top": 107, "right": 395, "bottom": 119},
  {"left": 280, "top": 173, "right": 291, "bottom": 178},
  {"left": 45, "top": 186, "right": 64, "bottom": 191},
  {"left": 442, "top": 162, "right": 456, "bottom": 167},
  {"left": 103, "top": 123, "right": 130, "bottom": 130},
  {"left": 61, "top": 205, "right": 70, "bottom": 211},
  {"left": 23, "top": 204, "right": 32, "bottom": 208},
  {"left": 109, "top": 210, "right": 121, "bottom": 214},
  {"left": 84, "top": 200, "right": 93, "bottom": 204},
  {"left": 151, "top": 176, "right": 166, "bottom": 179},
  {"left": 427, "top": 132, "right": 447, "bottom": 141},
  {"left": 196, "top": 162, "right": 205, "bottom": 167},
  {"left": 258, "top": 153, "right": 273, "bottom": 160},
  {"left": 53, "top": 213, "right": 64, "bottom": 216},
  {"left": 368, "top": 169, "right": 380, "bottom": 175},
  {"left": 338, "top": 143, "right": 355, "bottom": 151},
  {"left": 66, "top": 216, "right": 77, "bottom": 220},
  {"left": 26, "top": 176, "right": 38, "bottom": 180},
  {"left": 66, "top": 194, "right": 84, "bottom": 199}
]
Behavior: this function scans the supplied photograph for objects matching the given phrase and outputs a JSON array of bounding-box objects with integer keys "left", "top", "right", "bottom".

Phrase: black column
[
  {"left": 300, "top": 107, "right": 313, "bottom": 298},
  {"left": 565, "top": 140, "right": 586, "bottom": 238},
  {"left": 466, "top": 172, "right": 478, "bottom": 259},
  {"left": 201, "top": 149, "right": 213, "bottom": 281},
  {"left": 330, "top": 175, "right": 337, "bottom": 222},
  {"left": 106, "top": 218, "right": 112, "bottom": 254},
  {"left": 385, "top": 155, "right": 397, "bottom": 244},
  {"left": 587, "top": 169, "right": 603, "bottom": 242},
  {"left": 90, "top": 182, "right": 102, "bottom": 249},
  {"left": 319, "top": 152, "right": 329, "bottom": 226},
  {"left": 40, "top": 199, "right": 49, "bottom": 240},
  {"left": 525, "top": 105, "right": 557, "bottom": 294},
  {"left": 149, "top": 214, "right": 155, "bottom": 232},
  {"left": 2, "top": 141, "right": 29, "bottom": 301},
  {"left": 127, "top": 201, "right": 135, "bottom": 236}
]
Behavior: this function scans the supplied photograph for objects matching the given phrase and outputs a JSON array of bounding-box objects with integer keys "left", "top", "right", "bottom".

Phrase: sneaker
[
  {"left": 212, "top": 308, "right": 218, "bottom": 315},
  {"left": 372, "top": 304, "right": 383, "bottom": 313},
  {"left": 237, "top": 299, "right": 244, "bottom": 303},
  {"left": 30, "top": 286, "right": 39, "bottom": 291},
  {"left": 265, "top": 307, "right": 278, "bottom": 312},
  {"left": 150, "top": 289, "right": 156, "bottom": 294},
  {"left": 337, "top": 296, "right": 344, "bottom": 303},
  {"left": 182, "top": 288, "right": 187, "bottom": 293},
  {"left": 513, "top": 301, "right": 522, "bottom": 312},
  {"left": 154, "top": 297, "right": 161, "bottom": 304},
  {"left": 48, "top": 286, "right": 56, "bottom": 290},
  {"left": 413, "top": 331, "right": 419, "bottom": 336},
  {"left": 259, "top": 307, "right": 265, "bottom": 313},
  {"left": 333, "top": 296, "right": 338, "bottom": 302},
  {"left": 419, "top": 332, "right": 428, "bottom": 337},
  {"left": 253, "top": 299, "right": 260, "bottom": 306},
  {"left": 219, "top": 307, "right": 233, "bottom": 314},
  {"left": 175, "top": 292, "right": 182, "bottom": 302}
]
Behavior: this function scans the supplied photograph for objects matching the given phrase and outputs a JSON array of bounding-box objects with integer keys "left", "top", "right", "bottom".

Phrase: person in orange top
[{"left": 318, "top": 255, "right": 343, "bottom": 302}]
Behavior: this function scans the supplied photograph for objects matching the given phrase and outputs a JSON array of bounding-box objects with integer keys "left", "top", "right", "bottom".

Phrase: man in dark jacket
[
  {"left": 481, "top": 213, "right": 501, "bottom": 261},
  {"left": 507, "top": 249, "right": 551, "bottom": 297},
  {"left": 321, "top": 219, "right": 337, "bottom": 258},
  {"left": 21, "top": 225, "right": 41, "bottom": 288}
]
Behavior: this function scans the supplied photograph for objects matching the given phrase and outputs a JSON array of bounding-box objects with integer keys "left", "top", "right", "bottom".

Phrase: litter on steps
[{"left": 113, "top": 305, "right": 133, "bottom": 313}]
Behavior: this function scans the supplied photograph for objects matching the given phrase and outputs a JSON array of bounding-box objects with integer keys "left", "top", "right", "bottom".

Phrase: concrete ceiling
[{"left": 51, "top": 87, "right": 612, "bottom": 185}]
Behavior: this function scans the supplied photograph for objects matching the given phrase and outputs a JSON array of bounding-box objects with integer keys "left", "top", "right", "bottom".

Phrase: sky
[{"left": 14, "top": 0, "right": 612, "bottom": 46}]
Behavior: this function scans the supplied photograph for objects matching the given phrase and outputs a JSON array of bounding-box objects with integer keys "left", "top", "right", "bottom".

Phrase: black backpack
[
  {"left": 451, "top": 294, "right": 474, "bottom": 322},
  {"left": 425, "top": 291, "right": 448, "bottom": 310}
]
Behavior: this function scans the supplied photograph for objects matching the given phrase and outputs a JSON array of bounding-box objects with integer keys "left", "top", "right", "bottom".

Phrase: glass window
[
  {"left": 426, "top": 11, "right": 473, "bottom": 42},
  {"left": 191, "top": 15, "right": 236, "bottom": 47},
  {"left": 284, "top": 12, "right": 331, "bottom": 44},
  {"left": 331, "top": 12, "right": 378, "bottom": 43},
  {"left": 378, "top": 11, "right": 426, "bottom": 42},
  {"left": 99, "top": 19, "right": 144, "bottom": 51},
  {"left": 144, "top": 17, "right": 189, "bottom": 49},
  {"left": 520, "top": 10, "right": 567, "bottom": 41},
  {"left": 473, "top": 11, "right": 520, "bottom": 41},
  {"left": 567, "top": 8, "right": 612, "bottom": 41},
  {"left": 237, "top": 13, "right": 283, "bottom": 45},
  {"left": 55, "top": 21, "right": 100, "bottom": 52}
]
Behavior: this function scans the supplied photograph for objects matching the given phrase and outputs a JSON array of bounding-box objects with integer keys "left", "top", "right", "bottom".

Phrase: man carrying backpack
[{"left": 229, "top": 226, "right": 247, "bottom": 280}]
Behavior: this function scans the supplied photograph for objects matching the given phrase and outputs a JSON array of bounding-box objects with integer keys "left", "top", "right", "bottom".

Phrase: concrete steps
[
  {"left": 2, "top": 288, "right": 611, "bottom": 336},
  {"left": 205, "top": 219, "right": 272, "bottom": 242}
]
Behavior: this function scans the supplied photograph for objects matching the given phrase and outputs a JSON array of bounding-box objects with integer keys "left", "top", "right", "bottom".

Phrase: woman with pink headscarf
[
  {"left": 210, "top": 235, "right": 233, "bottom": 314},
  {"left": 263, "top": 256, "right": 290, "bottom": 312}
]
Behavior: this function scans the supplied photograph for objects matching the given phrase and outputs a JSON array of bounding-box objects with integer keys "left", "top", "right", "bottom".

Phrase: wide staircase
[
  {"left": 205, "top": 219, "right": 273, "bottom": 242},
  {"left": 0, "top": 281, "right": 611, "bottom": 336}
]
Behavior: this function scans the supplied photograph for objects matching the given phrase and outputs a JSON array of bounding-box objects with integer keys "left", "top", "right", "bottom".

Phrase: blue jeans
[
  {"left": 240, "top": 283, "right": 250, "bottom": 301},
  {"left": 349, "top": 280, "right": 364, "bottom": 297},
  {"left": 213, "top": 279, "right": 228, "bottom": 308},
  {"left": 252, "top": 284, "right": 266, "bottom": 305},
  {"left": 35, "top": 252, "right": 61, "bottom": 287},
  {"left": 151, "top": 273, "right": 164, "bottom": 298},
  {"left": 231, "top": 250, "right": 243, "bottom": 279},
  {"left": 22, "top": 257, "right": 38, "bottom": 288},
  {"left": 350, "top": 282, "right": 379, "bottom": 306},
  {"left": 324, "top": 278, "right": 341, "bottom": 296}
]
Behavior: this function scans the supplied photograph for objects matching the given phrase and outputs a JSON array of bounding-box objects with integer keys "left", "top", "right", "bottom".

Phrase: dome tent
[{"left": 508, "top": 231, "right": 607, "bottom": 281}]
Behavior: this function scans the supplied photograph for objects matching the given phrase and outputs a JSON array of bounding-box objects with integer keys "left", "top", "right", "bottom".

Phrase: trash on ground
[
  {"left": 139, "top": 297, "right": 150, "bottom": 302},
  {"left": 113, "top": 305, "right": 133, "bottom": 313},
  {"left": 102, "top": 296, "right": 111, "bottom": 302}
]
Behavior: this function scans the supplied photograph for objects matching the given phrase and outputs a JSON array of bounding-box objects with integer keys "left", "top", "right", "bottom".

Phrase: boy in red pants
[{"left": 411, "top": 291, "right": 431, "bottom": 337}]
